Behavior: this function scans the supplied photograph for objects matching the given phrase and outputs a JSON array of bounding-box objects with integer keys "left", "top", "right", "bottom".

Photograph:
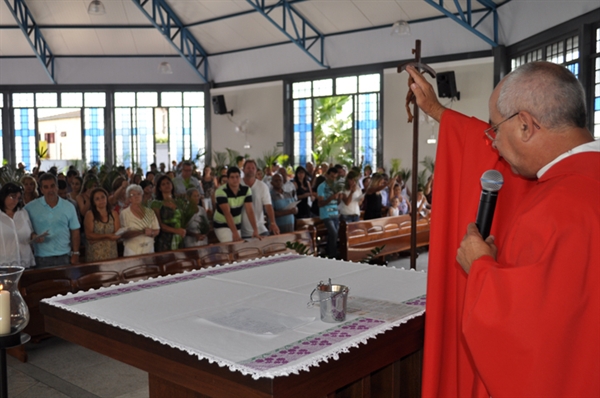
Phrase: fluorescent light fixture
[
  {"left": 158, "top": 61, "right": 173, "bottom": 75},
  {"left": 427, "top": 132, "right": 437, "bottom": 145},
  {"left": 391, "top": 20, "right": 410, "bottom": 36},
  {"left": 88, "top": 0, "right": 106, "bottom": 15}
]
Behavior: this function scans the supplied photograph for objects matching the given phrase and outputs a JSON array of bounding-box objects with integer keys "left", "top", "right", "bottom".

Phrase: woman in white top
[
  {"left": 338, "top": 170, "right": 364, "bottom": 223},
  {"left": 119, "top": 184, "right": 160, "bottom": 256},
  {"left": 0, "top": 183, "right": 36, "bottom": 267}
]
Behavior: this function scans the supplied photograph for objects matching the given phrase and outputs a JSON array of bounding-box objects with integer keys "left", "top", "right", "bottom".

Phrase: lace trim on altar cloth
[{"left": 42, "top": 254, "right": 426, "bottom": 380}]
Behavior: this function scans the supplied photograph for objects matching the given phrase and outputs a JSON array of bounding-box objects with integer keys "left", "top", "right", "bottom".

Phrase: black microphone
[{"left": 476, "top": 170, "right": 504, "bottom": 239}]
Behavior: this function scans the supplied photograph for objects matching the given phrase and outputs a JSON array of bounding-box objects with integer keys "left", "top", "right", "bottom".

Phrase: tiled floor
[
  {"left": 7, "top": 338, "right": 148, "bottom": 398},
  {"left": 6, "top": 250, "right": 428, "bottom": 398}
]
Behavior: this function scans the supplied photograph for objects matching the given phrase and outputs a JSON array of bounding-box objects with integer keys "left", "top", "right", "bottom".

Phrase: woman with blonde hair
[
  {"left": 20, "top": 175, "right": 39, "bottom": 205},
  {"left": 339, "top": 170, "right": 364, "bottom": 223}
]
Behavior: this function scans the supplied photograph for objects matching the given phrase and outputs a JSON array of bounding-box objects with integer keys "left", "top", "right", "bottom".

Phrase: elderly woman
[
  {"left": 0, "top": 183, "right": 37, "bottom": 267},
  {"left": 119, "top": 184, "right": 160, "bottom": 256}
]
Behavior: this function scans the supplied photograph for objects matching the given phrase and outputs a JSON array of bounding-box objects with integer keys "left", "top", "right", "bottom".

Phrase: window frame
[
  {"left": 506, "top": 8, "right": 600, "bottom": 136},
  {"left": 286, "top": 72, "right": 383, "bottom": 168}
]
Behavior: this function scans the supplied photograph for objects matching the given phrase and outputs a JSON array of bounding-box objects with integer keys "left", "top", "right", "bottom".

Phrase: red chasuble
[{"left": 421, "top": 110, "right": 600, "bottom": 397}]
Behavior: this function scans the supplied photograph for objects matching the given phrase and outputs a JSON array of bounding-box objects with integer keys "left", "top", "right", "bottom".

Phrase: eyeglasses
[{"left": 484, "top": 112, "right": 519, "bottom": 141}]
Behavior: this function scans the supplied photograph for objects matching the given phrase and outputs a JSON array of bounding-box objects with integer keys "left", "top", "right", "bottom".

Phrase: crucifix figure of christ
[{"left": 397, "top": 40, "right": 436, "bottom": 270}]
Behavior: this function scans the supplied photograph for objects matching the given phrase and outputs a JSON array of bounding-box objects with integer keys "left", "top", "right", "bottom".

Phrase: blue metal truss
[
  {"left": 245, "top": 0, "right": 328, "bottom": 68},
  {"left": 131, "top": 0, "right": 209, "bottom": 82},
  {"left": 424, "top": 0, "right": 498, "bottom": 47},
  {"left": 3, "top": 0, "right": 55, "bottom": 83}
]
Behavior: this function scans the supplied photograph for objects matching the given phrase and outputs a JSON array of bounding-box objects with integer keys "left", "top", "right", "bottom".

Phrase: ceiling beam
[
  {"left": 245, "top": 0, "right": 328, "bottom": 68},
  {"left": 423, "top": 0, "right": 498, "bottom": 47},
  {"left": 130, "top": 0, "right": 209, "bottom": 82},
  {"left": 3, "top": 0, "right": 56, "bottom": 83}
]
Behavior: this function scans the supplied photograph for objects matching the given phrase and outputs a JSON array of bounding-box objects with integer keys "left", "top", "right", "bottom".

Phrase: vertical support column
[{"left": 492, "top": 45, "right": 509, "bottom": 87}]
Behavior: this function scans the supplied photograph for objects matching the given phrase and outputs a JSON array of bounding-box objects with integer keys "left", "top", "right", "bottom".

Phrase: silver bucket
[{"left": 309, "top": 280, "right": 349, "bottom": 323}]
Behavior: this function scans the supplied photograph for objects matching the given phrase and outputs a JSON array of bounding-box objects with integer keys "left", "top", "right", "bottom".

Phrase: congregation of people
[{"left": 0, "top": 157, "right": 432, "bottom": 268}]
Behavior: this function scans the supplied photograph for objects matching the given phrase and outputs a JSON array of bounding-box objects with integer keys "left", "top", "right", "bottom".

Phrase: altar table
[{"left": 41, "top": 254, "right": 426, "bottom": 397}]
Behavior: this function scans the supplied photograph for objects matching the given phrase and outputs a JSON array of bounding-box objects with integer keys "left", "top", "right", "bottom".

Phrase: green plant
[
  {"left": 35, "top": 145, "right": 48, "bottom": 161},
  {"left": 328, "top": 178, "right": 345, "bottom": 194},
  {"left": 258, "top": 147, "right": 283, "bottom": 170},
  {"left": 361, "top": 245, "right": 386, "bottom": 264},
  {"left": 0, "top": 165, "right": 26, "bottom": 185},
  {"left": 212, "top": 151, "right": 227, "bottom": 170},
  {"left": 225, "top": 148, "right": 241, "bottom": 167},
  {"left": 390, "top": 158, "right": 401, "bottom": 177},
  {"left": 312, "top": 96, "right": 353, "bottom": 166},
  {"left": 398, "top": 168, "right": 412, "bottom": 185},
  {"left": 285, "top": 241, "right": 312, "bottom": 256},
  {"left": 420, "top": 156, "right": 435, "bottom": 174}
]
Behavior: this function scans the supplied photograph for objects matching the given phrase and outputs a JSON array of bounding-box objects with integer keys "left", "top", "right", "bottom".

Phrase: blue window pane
[
  {"left": 356, "top": 93, "right": 378, "bottom": 168},
  {"left": 169, "top": 108, "right": 184, "bottom": 164},
  {"left": 85, "top": 108, "right": 105, "bottom": 167},
  {"left": 115, "top": 108, "right": 132, "bottom": 167},
  {"left": 293, "top": 99, "right": 312, "bottom": 166},
  {"left": 14, "top": 108, "right": 36, "bottom": 170}
]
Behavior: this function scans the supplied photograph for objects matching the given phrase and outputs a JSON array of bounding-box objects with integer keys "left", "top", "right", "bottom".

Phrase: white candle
[{"left": 0, "top": 285, "right": 11, "bottom": 334}]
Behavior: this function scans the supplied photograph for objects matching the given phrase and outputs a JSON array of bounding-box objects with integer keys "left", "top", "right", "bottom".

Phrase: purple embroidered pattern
[
  {"left": 52, "top": 255, "right": 302, "bottom": 306},
  {"left": 404, "top": 295, "right": 426, "bottom": 307},
  {"left": 241, "top": 317, "right": 385, "bottom": 371}
]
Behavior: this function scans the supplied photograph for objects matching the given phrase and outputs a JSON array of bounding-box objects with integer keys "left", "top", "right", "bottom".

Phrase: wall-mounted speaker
[
  {"left": 436, "top": 71, "right": 460, "bottom": 100},
  {"left": 212, "top": 95, "right": 232, "bottom": 115}
]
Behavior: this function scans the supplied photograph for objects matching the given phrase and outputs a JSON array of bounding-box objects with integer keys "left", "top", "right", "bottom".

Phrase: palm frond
[
  {"left": 420, "top": 156, "right": 435, "bottom": 174},
  {"left": 285, "top": 241, "right": 312, "bottom": 255},
  {"left": 361, "top": 245, "right": 386, "bottom": 264}
]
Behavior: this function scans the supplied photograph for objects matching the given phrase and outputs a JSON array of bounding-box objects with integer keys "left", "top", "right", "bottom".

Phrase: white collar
[{"left": 537, "top": 139, "right": 600, "bottom": 178}]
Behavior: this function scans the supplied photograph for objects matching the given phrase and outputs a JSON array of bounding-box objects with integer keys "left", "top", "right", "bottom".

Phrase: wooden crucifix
[{"left": 397, "top": 40, "right": 436, "bottom": 270}]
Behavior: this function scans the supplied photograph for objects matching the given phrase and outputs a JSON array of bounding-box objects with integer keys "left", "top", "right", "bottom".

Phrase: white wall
[
  {"left": 210, "top": 81, "right": 284, "bottom": 165},
  {"left": 207, "top": 57, "right": 494, "bottom": 178},
  {"left": 383, "top": 58, "right": 494, "bottom": 175}
]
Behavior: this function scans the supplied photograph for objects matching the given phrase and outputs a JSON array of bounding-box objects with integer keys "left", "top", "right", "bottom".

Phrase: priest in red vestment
[{"left": 406, "top": 62, "right": 599, "bottom": 397}]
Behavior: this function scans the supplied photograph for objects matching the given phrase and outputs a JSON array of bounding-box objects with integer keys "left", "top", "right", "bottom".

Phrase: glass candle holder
[{"left": 0, "top": 266, "right": 29, "bottom": 335}]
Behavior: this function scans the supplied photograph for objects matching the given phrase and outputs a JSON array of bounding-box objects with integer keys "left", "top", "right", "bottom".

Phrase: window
[
  {"left": 10, "top": 91, "right": 105, "bottom": 171},
  {"left": 512, "top": 34, "right": 579, "bottom": 75},
  {"left": 291, "top": 73, "right": 381, "bottom": 168},
  {"left": 509, "top": 19, "right": 599, "bottom": 136},
  {"left": 114, "top": 91, "right": 205, "bottom": 172}
]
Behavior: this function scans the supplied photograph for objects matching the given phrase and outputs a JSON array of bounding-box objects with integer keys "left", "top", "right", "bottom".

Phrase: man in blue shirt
[
  {"left": 25, "top": 173, "right": 81, "bottom": 268},
  {"left": 317, "top": 167, "right": 341, "bottom": 258}
]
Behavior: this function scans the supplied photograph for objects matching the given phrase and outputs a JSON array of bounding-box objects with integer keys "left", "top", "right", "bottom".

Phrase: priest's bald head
[{"left": 489, "top": 61, "right": 593, "bottom": 179}]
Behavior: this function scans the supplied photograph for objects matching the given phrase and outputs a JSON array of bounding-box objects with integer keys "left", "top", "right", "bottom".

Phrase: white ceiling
[{"left": 0, "top": 0, "right": 499, "bottom": 57}]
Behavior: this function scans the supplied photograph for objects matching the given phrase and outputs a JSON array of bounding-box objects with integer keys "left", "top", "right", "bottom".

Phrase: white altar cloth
[{"left": 42, "top": 254, "right": 426, "bottom": 379}]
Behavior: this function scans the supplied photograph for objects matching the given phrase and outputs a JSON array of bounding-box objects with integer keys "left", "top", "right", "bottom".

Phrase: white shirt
[
  {"left": 241, "top": 179, "right": 271, "bottom": 237},
  {"left": 537, "top": 140, "right": 600, "bottom": 178},
  {"left": 0, "top": 209, "right": 36, "bottom": 268},
  {"left": 338, "top": 189, "right": 364, "bottom": 216},
  {"left": 119, "top": 206, "right": 160, "bottom": 256}
]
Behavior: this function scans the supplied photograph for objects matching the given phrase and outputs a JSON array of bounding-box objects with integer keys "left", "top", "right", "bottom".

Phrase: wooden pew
[
  {"left": 295, "top": 217, "right": 326, "bottom": 255},
  {"left": 339, "top": 215, "right": 430, "bottom": 263},
  {"left": 13, "top": 231, "right": 314, "bottom": 362}
]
